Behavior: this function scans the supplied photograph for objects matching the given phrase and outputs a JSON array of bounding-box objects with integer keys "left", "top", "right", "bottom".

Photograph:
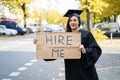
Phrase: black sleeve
[
  {"left": 81, "top": 31, "right": 102, "bottom": 69},
  {"left": 44, "top": 59, "right": 56, "bottom": 61}
]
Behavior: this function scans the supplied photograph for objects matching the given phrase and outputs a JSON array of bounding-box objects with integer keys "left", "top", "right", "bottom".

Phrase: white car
[
  {"left": 93, "top": 22, "right": 120, "bottom": 37},
  {"left": 26, "top": 26, "right": 38, "bottom": 33},
  {"left": 0, "top": 25, "right": 18, "bottom": 36},
  {"left": 49, "top": 24, "right": 64, "bottom": 32}
]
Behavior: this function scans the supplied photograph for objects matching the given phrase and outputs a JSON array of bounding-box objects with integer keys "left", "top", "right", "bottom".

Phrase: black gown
[
  {"left": 64, "top": 29, "right": 102, "bottom": 80},
  {"left": 44, "top": 29, "right": 102, "bottom": 80}
]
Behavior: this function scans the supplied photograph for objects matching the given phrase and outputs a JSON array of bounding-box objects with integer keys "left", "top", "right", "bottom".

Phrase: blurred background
[
  {"left": 0, "top": 0, "right": 120, "bottom": 39},
  {"left": 0, "top": 0, "right": 120, "bottom": 80}
]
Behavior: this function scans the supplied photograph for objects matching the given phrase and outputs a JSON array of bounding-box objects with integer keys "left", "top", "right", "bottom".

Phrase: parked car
[
  {"left": 0, "top": 25, "right": 17, "bottom": 36},
  {"left": 93, "top": 22, "right": 120, "bottom": 38},
  {"left": 40, "top": 24, "right": 65, "bottom": 32},
  {"left": 0, "top": 20, "right": 27, "bottom": 35},
  {"left": 43, "top": 26, "right": 53, "bottom": 32},
  {"left": 39, "top": 24, "right": 52, "bottom": 32},
  {"left": 104, "top": 31, "right": 120, "bottom": 37},
  {"left": 49, "top": 24, "right": 64, "bottom": 32},
  {"left": 26, "top": 26, "right": 38, "bottom": 33}
]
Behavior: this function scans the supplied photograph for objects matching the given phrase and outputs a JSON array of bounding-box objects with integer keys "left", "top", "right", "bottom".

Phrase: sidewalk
[
  {"left": 96, "top": 39, "right": 120, "bottom": 80},
  {"left": 98, "top": 39, "right": 120, "bottom": 54}
]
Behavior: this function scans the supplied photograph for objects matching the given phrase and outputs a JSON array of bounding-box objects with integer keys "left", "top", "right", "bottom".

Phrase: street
[
  {"left": 0, "top": 34, "right": 65, "bottom": 80},
  {"left": 0, "top": 34, "right": 120, "bottom": 80}
]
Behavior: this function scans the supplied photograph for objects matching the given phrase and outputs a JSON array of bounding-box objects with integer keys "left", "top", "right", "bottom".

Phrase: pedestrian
[{"left": 33, "top": 9, "right": 102, "bottom": 80}]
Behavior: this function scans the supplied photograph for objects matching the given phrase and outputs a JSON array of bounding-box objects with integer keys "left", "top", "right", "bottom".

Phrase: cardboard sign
[{"left": 36, "top": 32, "right": 81, "bottom": 59}]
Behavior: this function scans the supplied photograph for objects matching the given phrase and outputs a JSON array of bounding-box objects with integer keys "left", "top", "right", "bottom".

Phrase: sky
[{"left": 31, "top": 0, "right": 80, "bottom": 14}]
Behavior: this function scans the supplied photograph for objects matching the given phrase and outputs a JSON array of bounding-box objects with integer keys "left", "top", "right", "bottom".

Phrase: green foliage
[{"left": 92, "top": 28, "right": 108, "bottom": 41}]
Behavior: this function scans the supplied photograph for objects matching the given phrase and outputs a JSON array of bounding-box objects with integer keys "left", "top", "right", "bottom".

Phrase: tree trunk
[
  {"left": 86, "top": 9, "right": 92, "bottom": 32},
  {"left": 93, "top": 13, "right": 96, "bottom": 26},
  {"left": 108, "top": 17, "right": 111, "bottom": 22},
  {"left": 113, "top": 15, "right": 116, "bottom": 22},
  {"left": 21, "top": 3, "right": 26, "bottom": 28}
]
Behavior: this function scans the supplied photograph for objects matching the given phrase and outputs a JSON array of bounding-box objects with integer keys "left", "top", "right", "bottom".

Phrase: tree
[
  {"left": 79, "top": 0, "right": 108, "bottom": 31},
  {"left": 0, "top": 0, "right": 34, "bottom": 27},
  {"left": 101, "top": 0, "right": 120, "bottom": 22},
  {"left": 45, "top": 10, "right": 62, "bottom": 24},
  {"left": 31, "top": 8, "right": 46, "bottom": 25},
  {"left": 16, "top": 0, "right": 34, "bottom": 27}
]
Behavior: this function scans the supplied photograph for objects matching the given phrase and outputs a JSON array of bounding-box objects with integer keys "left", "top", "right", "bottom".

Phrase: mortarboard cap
[{"left": 64, "top": 9, "right": 83, "bottom": 17}]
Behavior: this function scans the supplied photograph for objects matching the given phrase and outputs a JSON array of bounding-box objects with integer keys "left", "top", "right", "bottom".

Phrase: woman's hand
[
  {"left": 33, "top": 38, "right": 37, "bottom": 44},
  {"left": 78, "top": 44, "right": 86, "bottom": 54}
]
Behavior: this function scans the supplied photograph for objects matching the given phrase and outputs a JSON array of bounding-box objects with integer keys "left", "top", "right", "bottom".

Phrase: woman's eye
[
  {"left": 70, "top": 19, "right": 77, "bottom": 22},
  {"left": 70, "top": 20, "right": 72, "bottom": 22},
  {"left": 73, "top": 19, "right": 77, "bottom": 21}
]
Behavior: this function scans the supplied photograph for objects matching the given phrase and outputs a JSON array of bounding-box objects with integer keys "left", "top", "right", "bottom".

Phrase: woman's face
[{"left": 69, "top": 16, "right": 79, "bottom": 30}]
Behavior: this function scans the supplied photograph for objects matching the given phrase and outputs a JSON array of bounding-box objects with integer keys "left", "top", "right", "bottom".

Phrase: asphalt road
[
  {"left": 0, "top": 34, "right": 65, "bottom": 80},
  {"left": 97, "top": 39, "right": 120, "bottom": 80},
  {"left": 0, "top": 34, "right": 120, "bottom": 80}
]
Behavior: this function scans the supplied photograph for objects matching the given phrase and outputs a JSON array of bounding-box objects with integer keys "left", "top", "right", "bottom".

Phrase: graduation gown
[{"left": 64, "top": 29, "right": 102, "bottom": 80}]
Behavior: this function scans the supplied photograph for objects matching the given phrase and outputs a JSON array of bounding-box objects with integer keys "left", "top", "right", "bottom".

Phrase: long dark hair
[{"left": 65, "top": 14, "right": 81, "bottom": 32}]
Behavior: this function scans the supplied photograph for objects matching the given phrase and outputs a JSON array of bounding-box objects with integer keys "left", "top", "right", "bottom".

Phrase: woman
[
  {"left": 63, "top": 9, "right": 102, "bottom": 80},
  {"left": 33, "top": 9, "right": 102, "bottom": 80}
]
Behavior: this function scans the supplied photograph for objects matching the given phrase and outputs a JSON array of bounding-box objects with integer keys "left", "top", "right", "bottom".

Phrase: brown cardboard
[{"left": 36, "top": 32, "right": 81, "bottom": 59}]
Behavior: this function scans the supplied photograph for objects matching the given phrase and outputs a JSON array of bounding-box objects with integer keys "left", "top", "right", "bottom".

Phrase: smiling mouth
[{"left": 71, "top": 25, "right": 76, "bottom": 27}]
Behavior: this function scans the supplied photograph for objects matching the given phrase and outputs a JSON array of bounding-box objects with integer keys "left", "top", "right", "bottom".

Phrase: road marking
[
  {"left": 6, "top": 58, "right": 37, "bottom": 79},
  {"left": 2, "top": 79, "right": 12, "bottom": 80},
  {"left": 24, "top": 63, "right": 33, "bottom": 66},
  {"left": 30, "top": 59, "right": 37, "bottom": 63},
  {"left": 9, "top": 72, "right": 20, "bottom": 76},
  {"left": 18, "top": 67, "right": 27, "bottom": 71},
  {"left": 97, "top": 66, "right": 120, "bottom": 71}
]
